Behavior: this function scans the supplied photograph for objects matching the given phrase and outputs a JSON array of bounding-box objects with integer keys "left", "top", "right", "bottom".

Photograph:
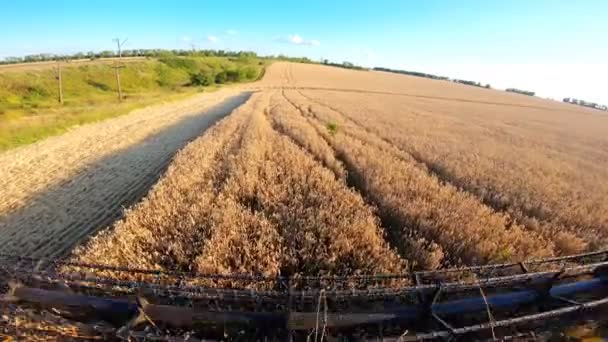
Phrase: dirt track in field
[{"left": 0, "top": 89, "right": 251, "bottom": 258}]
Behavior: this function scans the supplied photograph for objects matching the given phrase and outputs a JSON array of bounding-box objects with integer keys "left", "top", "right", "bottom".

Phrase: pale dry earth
[{"left": 0, "top": 88, "right": 251, "bottom": 258}]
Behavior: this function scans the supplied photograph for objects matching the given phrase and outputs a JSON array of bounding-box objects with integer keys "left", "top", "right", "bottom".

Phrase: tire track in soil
[{"left": 0, "top": 93, "right": 253, "bottom": 259}]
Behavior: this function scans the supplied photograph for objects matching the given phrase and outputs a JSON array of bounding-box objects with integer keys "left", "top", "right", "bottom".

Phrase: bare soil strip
[{"left": 0, "top": 90, "right": 251, "bottom": 258}]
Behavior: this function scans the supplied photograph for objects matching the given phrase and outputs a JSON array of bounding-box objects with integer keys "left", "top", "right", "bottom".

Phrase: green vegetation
[
  {"left": 506, "top": 88, "right": 535, "bottom": 96},
  {"left": 563, "top": 97, "right": 607, "bottom": 111},
  {"left": 373, "top": 67, "right": 449, "bottom": 80},
  {"left": 0, "top": 49, "right": 262, "bottom": 64},
  {"left": 326, "top": 122, "right": 339, "bottom": 135},
  {"left": 453, "top": 79, "right": 486, "bottom": 88},
  {"left": 0, "top": 53, "right": 264, "bottom": 151},
  {"left": 373, "top": 67, "right": 492, "bottom": 89},
  {"left": 322, "top": 59, "right": 367, "bottom": 70}
]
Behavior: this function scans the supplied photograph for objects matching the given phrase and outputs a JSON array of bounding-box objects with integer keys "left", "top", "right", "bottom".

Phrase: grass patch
[
  {"left": 0, "top": 56, "right": 266, "bottom": 151},
  {"left": 0, "top": 89, "right": 198, "bottom": 150}
]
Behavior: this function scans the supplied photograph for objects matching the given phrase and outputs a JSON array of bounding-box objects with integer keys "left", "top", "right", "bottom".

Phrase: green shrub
[
  {"left": 237, "top": 67, "right": 249, "bottom": 80},
  {"left": 159, "top": 57, "right": 198, "bottom": 73},
  {"left": 26, "top": 85, "right": 50, "bottom": 98},
  {"left": 243, "top": 66, "right": 258, "bottom": 79},
  {"left": 326, "top": 122, "right": 339, "bottom": 135},
  {"left": 215, "top": 71, "right": 227, "bottom": 84},
  {"left": 225, "top": 69, "right": 241, "bottom": 82},
  {"left": 190, "top": 70, "right": 215, "bottom": 86},
  {"left": 155, "top": 63, "right": 188, "bottom": 88}
]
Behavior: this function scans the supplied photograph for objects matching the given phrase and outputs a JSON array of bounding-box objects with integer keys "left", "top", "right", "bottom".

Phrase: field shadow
[
  {"left": 86, "top": 79, "right": 112, "bottom": 91},
  {"left": 0, "top": 92, "right": 253, "bottom": 259}
]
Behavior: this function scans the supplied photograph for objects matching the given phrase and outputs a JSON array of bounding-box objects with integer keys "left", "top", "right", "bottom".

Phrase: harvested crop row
[
  {"left": 281, "top": 90, "right": 554, "bottom": 269},
  {"left": 70, "top": 91, "right": 404, "bottom": 287},
  {"left": 266, "top": 90, "right": 346, "bottom": 180},
  {"left": 300, "top": 90, "right": 608, "bottom": 254}
]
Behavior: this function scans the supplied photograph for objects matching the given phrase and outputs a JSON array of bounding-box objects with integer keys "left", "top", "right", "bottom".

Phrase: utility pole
[
  {"left": 112, "top": 37, "right": 128, "bottom": 101},
  {"left": 55, "top": 60, "right": 64, "bottom": 105}
]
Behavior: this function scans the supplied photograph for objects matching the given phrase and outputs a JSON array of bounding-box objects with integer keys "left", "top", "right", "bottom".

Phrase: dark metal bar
[
  {"left": 8, "top": 285, "right": 284, "bottom": 326},
  {"left": 431, "top": 277, "right": 604, "bottom": 316},
  {"left": 8, "top": 277, "right": 606, "bottom": 331},
  {"left": 9, "top": 260, "right": 608, "bottom": 302},
  {"left": 5, "top": 284, "right": 137, "bottom": 324},
  {"left": 416, "top": 249, "right": 608, "bottom": 276},
  {"left": 408, "top": 295, "right": 608, "bottom": 340}
]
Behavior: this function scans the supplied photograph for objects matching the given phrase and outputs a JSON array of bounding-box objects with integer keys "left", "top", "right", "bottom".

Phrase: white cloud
[
  {"left": 207, "top": 35, "right": 218, "bottom": 43},
  {"left": 289, "top": 34, "right": 303, "bottom": 44},
  {"left": 226, "top": 29, "right": 238, "bottom": 36},
  {"left": 180, "top": 36, "right": 192, "bottom": 42},
  {"left": 278, "top": 34, "right": 320, "bottom": 46}
]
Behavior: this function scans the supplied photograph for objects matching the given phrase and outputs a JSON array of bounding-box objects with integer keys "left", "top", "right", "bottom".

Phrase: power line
[
  {"left": 112, "top": 37, "right": 128, "bottom": 101},
  {"left": 54, "top": 59, "right": 63, "bottom": 104}
]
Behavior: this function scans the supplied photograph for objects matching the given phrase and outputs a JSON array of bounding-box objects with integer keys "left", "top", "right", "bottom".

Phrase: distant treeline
[
  {"left": 274, "top": 55, "right": 366, "bottom": 70},
  {"left": 374, "top": 67, "right": 491, "bottom": 89},
  {"left": 323, "top": 60, "right": 367, "bottom": 70},
  {"left": 374, "top": 67, "right": 448, "bottom": 80},
  {"left": 506, "top": 88, "right": 535, "bottom": 96},
  {"left": 563, "top": 98, "right": 608, "bottom": 111},
  {"left": 267, "top": 54, "right": 315, "bottom": 64},
  {"left": 453, "top": 79, "right": 491, "bottom": 89},
  {"left": 0, "top": 49, "right": 368, "bottom": 73},
  {"left": 0, "top": 49, "right": 262, "bottom": 64}
]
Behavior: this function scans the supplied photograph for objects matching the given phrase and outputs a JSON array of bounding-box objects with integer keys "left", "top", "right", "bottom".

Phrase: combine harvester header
[{"left": 1, "top": 250, "right": 608, "bottom": 340}]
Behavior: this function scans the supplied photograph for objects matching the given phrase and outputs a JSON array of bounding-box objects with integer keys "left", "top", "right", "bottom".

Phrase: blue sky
[{"left": 1, "top": 1, "right": 607, "bottom": 103}]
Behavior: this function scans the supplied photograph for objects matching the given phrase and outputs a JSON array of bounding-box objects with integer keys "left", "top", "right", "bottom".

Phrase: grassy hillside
[{"left": 0, "top": 55, "right": 264, "bottom": 151}]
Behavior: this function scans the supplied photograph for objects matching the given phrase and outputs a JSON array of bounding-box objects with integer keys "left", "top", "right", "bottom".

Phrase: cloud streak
[
  {"left": 277, "top": 34, "right": 320, "bottom": 46},
  {"left": 207, "top": 35, "right": 218, "bottom": 43},
  {"left": 226, "top": 29, "right": 238, "bottom": 35}
]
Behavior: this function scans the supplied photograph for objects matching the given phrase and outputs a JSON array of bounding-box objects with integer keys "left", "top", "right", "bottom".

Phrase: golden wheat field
[{"left": 63, "top": 62, "right": 608, "bottom": 283}]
